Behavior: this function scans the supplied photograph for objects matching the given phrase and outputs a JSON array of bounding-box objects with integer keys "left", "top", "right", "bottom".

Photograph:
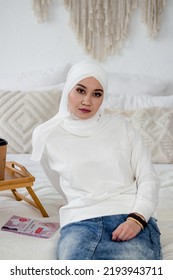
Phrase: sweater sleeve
[
  {"left": 127, "top": 122, "right": 160, "bottom": 221},
  {"left": 40, "top": 149, "right": 67, "bottom": 203}
]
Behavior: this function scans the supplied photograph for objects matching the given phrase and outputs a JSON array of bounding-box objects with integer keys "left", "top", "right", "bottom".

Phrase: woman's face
[{"left": 68, "top": 77, "right": 104, "bottom": 119}]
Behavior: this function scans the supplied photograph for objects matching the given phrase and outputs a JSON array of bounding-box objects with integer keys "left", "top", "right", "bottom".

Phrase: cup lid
[{"left": 0, "top": 138, "right": 8, "bottom": 146}]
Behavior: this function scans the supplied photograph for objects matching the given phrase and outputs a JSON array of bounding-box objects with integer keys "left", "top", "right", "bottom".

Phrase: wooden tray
[
  {"left": 0, "top": 162, "right": 35, "bottom": 189},
  {"left": 0, "top": 161, "right": 48, "bottom": 217}
]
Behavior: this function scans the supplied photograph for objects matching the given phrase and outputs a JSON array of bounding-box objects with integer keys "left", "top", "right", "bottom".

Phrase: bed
[{"left": 0, "top": 67, "right": 173, "bottom": 260}]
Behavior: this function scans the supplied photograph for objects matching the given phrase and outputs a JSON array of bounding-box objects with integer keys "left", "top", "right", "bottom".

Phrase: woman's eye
[
  {"left": 93, "top": 92, "right": 102, "bottom": 97},
  {"left": 76, "top": 88, "right": 85, "bottom": 94}
]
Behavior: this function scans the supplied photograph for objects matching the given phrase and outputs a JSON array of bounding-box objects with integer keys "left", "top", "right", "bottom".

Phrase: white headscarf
[{"left": 31, "top": 60, "right": 108, "bottom": 161}]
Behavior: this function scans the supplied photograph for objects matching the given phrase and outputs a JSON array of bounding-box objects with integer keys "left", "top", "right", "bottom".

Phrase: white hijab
[{"left": 31, "top": 60, "right": 108, "bottom": 161}]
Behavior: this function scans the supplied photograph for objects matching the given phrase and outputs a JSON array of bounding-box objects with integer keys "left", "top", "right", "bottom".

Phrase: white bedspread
[
  {"left": 0, "top": 154, "right": 172, "bottom": 260},
  {"left": 155, "top": 164, "right": 173, "bottom": 260}
]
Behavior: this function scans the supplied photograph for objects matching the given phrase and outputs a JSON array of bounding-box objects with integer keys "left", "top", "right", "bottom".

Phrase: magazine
[{"left": 1, "top": 215, "right": 59, "bottom": 238}]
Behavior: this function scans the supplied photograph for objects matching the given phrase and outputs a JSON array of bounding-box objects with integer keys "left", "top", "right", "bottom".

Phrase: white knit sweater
[{"left": 41, "top": 114, "right": 159, "bottom": 228}]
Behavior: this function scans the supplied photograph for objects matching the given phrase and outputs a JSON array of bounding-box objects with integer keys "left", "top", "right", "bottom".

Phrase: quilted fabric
[
  {"left": 0, "top": 64, "right": 71, "bottom": 90},
  {"left": 107, "top": 94, "right": 173, "bottom": 111},
  {"left": 107, "top": 72, "right": 170, "bottom": 96},
  {"left": 123, "top": 107, "right": 173, "bottom": 163},
  {"left": 0, "top": 88, "right": 61, "bottom": 153}
]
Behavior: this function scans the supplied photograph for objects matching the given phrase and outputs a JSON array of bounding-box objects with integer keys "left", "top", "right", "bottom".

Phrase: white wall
[{"left": 0, "top": 0, "right": 173, "bottom": 81}]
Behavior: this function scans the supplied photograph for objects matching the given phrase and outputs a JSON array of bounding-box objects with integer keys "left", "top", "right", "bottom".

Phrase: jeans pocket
[
  {"left": 147, "top": 217, "right": 162, "bottom": 259},
  {"left": 148, "top": 217, "right": 161, "bottom": 235}
]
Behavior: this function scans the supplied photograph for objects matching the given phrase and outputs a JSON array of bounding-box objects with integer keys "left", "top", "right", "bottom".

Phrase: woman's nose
[{"left": 81, "top": 95, "right": 91, "bottom": 106}]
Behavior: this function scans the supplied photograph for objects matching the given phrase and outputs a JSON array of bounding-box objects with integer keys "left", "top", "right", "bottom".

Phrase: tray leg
[
  {"left": 26, "top": 186, "right": 49, "bottom": 217},
  {"left": 11, "top": 187, "right": 49, "bottom": 218},
  {"left": 11, "top": 189, "right": 22, "bottom": 201}
]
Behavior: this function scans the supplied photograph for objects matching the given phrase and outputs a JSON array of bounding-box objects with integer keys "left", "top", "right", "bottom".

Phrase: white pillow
[
  {"left": 0, "top": 64, "right": 71, "bottom": 90},
  {"left": 107, "top": 94, "right": 173, "bottom": 110},
  {"left": 121, "top": 107, "right": 173, "bottom": 164},
  {"left": 0, "top": 87, "right": 62, "bottom": 153},
  {"left": 107, "top": 72, "right": 170, "bottom": 96}
]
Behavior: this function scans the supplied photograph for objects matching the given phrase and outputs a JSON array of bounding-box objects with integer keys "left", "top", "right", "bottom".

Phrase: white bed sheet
[
  {"left": 154, "top": 164, "right": 173, "bottom": 260},
  {"left": 0, "top": 154, "right": 172, "bottom": 260},
  {"left": 0, "top": 154, "right": 63, "bottom": 260}
]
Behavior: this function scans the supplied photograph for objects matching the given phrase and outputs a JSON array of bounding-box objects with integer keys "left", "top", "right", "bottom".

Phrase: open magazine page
[{"left": 1, "top": 215, "right": 59, "bottom": 238}]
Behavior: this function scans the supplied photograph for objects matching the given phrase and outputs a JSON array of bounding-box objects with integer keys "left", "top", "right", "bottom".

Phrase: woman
[{"left": 31, "top": 60, "right": 162, "bottom": 260}]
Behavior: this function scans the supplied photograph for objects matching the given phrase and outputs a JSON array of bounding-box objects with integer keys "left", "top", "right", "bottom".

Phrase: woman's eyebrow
[
  {"left": 94, "top": 88, "right": 103, "bottom": 92},
  {"left": 76, "top": 83, "right": 86, "bottom": 88},
  {"left": 76, "top": 83, "right": 103, "bottom": 92}
]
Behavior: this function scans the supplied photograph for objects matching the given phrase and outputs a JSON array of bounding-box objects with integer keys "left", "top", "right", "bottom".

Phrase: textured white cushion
[
  {"left": 0, "top": 64, "right": 71, "bottom": 90},
  {"left": 107, "top": 72, "right": 170, "bottom": 96},
  {"left": 122, "top": 107, "right": 173, "bottom": 164},
  {"left": 107, "top": 94, "right": 173, "bottom": 110},
  {"left": 0, "top": 88, "right": 62, "bottom": 153}
]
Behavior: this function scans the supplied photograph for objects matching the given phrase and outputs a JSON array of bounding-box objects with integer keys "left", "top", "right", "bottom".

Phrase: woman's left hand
[{"left": 112, "top": 219, "right": 142, "bottom": 241}]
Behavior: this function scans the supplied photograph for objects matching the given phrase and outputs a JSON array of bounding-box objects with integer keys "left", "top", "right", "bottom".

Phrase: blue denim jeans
[{"left": 57, "top": 214, "right": 162, "bottom": 260}]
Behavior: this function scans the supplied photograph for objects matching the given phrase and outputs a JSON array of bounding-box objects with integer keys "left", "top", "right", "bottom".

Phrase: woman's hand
[{"left": 112, "top": 219, "right": 142, "bottom": 241}]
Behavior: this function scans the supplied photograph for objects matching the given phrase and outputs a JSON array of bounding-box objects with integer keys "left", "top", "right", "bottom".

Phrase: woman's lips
[{"left": 79, "top": 108, "right": 91, "bottom": 113}]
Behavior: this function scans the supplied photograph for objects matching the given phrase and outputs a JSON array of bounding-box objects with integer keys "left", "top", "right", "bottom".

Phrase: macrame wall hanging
[
  {"left": 32, "top": 0, "right": 166, "bottom": 61},
  {"left": 142, "top": 0, "right": 166, "bottom": 38},
  {"left": 64, "top": 0, "right": 138, "bottom": 61},
  {"left": 32, "top": 0, "right": 52, "bottom": 23}
]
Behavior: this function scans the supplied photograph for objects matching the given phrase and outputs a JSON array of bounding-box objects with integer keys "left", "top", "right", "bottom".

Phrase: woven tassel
[
  {"left": 142, "top": 0, "right": 166, "bottom": 37},
  {"left": 32, "top": 0, "right": 52, "bottom": 23}
]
